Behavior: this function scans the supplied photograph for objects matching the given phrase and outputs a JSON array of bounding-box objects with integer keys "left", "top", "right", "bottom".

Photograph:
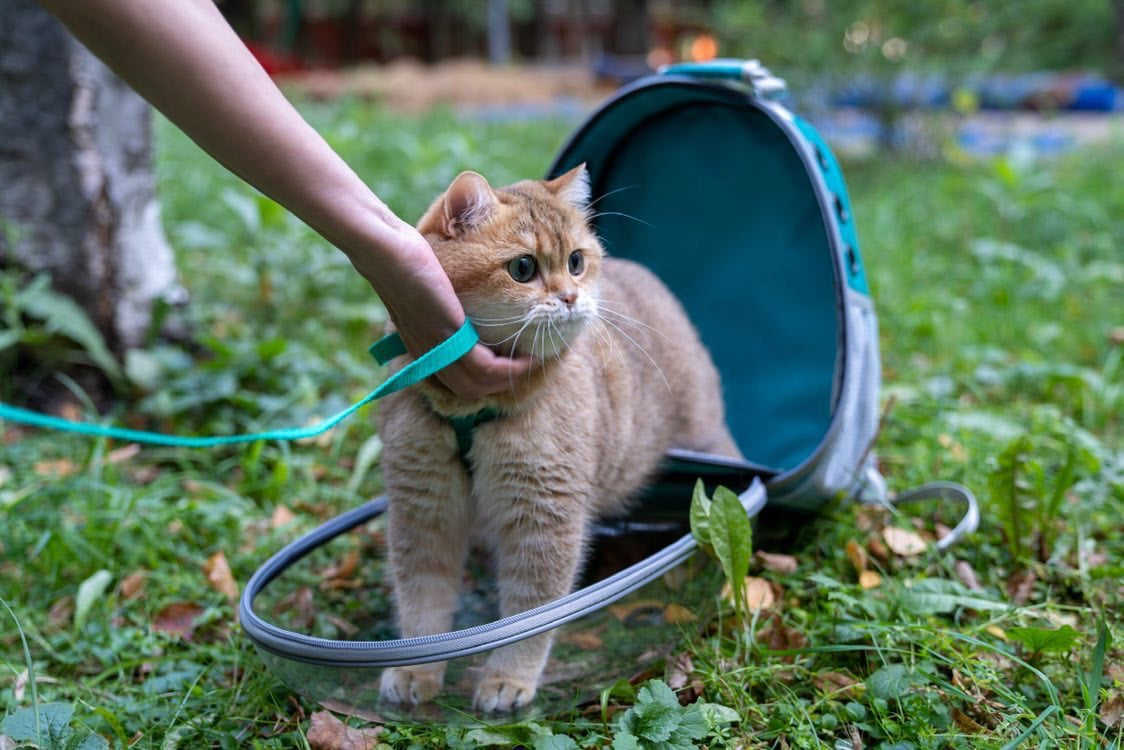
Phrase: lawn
[{"left": 1, "top": 92, "right": 1122, "bottom": 749}]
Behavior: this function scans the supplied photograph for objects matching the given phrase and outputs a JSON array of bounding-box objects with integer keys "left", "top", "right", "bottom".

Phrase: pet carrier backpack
[{"left": 237, "top": 60, "right": 978, "bottom": 711}]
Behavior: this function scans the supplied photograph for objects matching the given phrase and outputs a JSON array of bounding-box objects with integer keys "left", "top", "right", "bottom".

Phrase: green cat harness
[
  {"left": 0, "top": 320, "right": 479, "bottom": 446},
  {"left": 366, "top": 327, "right": 502, "bottom": 467}
]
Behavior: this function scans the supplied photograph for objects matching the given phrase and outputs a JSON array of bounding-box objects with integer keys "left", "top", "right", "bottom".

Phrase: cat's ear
[
  {"left": 442, "top": 171, "right": 497, "bottom": 236},
  {"left": 545, "top": 163, "right": 591, "bottom": 211}
]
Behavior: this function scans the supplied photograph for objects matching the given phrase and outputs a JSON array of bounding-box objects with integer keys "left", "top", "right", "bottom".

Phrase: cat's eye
[
  {"left": 568, "top": 250, "right": 585, "bottom": 276},
  {"left": 508, "top": 254, "right": 537, "bottom": 283}
]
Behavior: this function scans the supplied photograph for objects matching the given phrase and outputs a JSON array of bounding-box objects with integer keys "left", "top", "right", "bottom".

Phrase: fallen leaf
[
  {"left": 662, "top": 603, "right": 698, "bottom": 625},
  {"left": 867, "top": 536, "right": 890, "bottom": 563},
  {"left": 813, "top": 671, "right": 864, "bottom": 700},
  {"left": 153, "top": 602, "right": 204, "bottom": 640},
  {"left": 13, "top": 669, "right": 27, "bottom": 702},
  {"left": 757, "top": 612, "right": 808, "bottom": 656},
  {"left": 1100, "top": 692, "right": 1124, "bottom": 728},
  {"left": 845, "top": 539, "right": 868, "bottom": 574},
  {"left": 1109, "top": 326, "right": 1124, "bottom": 346},
  {"left": 986, "top": 625, "right": 1008, "bottom": 641},
  {"left": 1006, "top": 569, "right": 1037, "bottom": 605},
  {"left": 307, "top": 711, "right": 382, "bottom": 750},
  {"left": 271, "top": 505, "right": 296, "bottom": 529},
  {"left": 320, "top": 549, "right": 361, "bottom": 583},
  {"left": 33, "top": 458, "right": 77, "bottom": 478},
  {"left": 952, "top": 707, "right": 988, "bottom": 734},
  {"left": 722, "top": 577, "right": 777, "bottom": 612},
  {"left": 325, "top": 614, "right": 359, "bottom": 637},
  {"left": 273, "top": 586, "right": 316, "bottom": 631},
  {"left": 608, "top": 598, "right": 665, "bottom": 623},
  {"left": 105, "top": 443, "right": 141, "bottom": 464},
  {"left": 883, "top": 526, "right": 928, "bottom": 557},
  {"left": 559, "top": 628, "right": 604, "bottom": 650},
  {"left": 204, "top": 551, "right": 239, "bottom": 601},
  {"left": 756, "top": 551, "right": 798, "bottom": 574},
  {"left": 666, "top": 652, "right": 694, "bottom": 691},
  {"left": 859, "top": 570, "right": 882, "bottom": 589},
  {"left": 317, "top": 700, "right": 387, "bottom": 724},
  {"left": 954, "top": 560, "right": 981, "bottom": 590},
  {"left": 119, "top": 571, "right": 147, "bottom": 600},
  {"left": 47, "top": 596, "right": 74, "bottom": 629}
]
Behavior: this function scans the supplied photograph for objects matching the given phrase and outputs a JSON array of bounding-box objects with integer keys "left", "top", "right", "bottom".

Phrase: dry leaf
[
  {"left": 33, "top": 458, "right": 77, "bottom": 478},
  {"left": 867, "top": 535, "right": 890, "bottom": 563},
  {"left": 559, "top": 628, "right": 605, "bottom": 650},
  {"left": 47, "top": 596, "right": 74, "bottom": 629},
  {"left": 986, "top": 625, "right": 1008, "bottom": 641},
  {"left": 954, "top": 560, "right": 981, "bottom": 590},
  {"left": 882, "top": 526, "right": 928, "bottom": 556},
  {"left": 1006, "top": 569, "right": 1036, "bottom": 605},
  {"left": 307, "top": 711, "right": 382, "bottom": 750},
  {"left": 859, "top": 570, "right": 882, "bottom": 589},
  {"left": 271, "top": 505, "right": 296, "bottom": 529},
  {"left": 1100, "top": 692, "right": 1124, "bottom": 728},
  {"left": 813, "top": 671, "right": 864, "bottom": 700},
  {"left": 608, "top": 599, "right": 665, "bottom": 623},
  {"left": 756, "top": 551, "right": 798, "bottom": 574},
  {"left": 721, "top": 577, "right": 776, "bottom": 612},
  {"left": 662, "top": 603, "right": 698, "bottom": 625},
  {"left": 13, "top": 669, "right": 27, "bottom": 702},
  {"left": 274, "top": 586, "right": 316, "bottom": 631},
  {"left": 952, "top": 707, "right": 988, "bottom": 733},
  {"left": 204, "top": 551, "right": 239, "bottom": 601},
  {"left": 119, "top": 571, "right": 147, "bottom": 600},
  {"left": 105, "top": 443, "right": 141, "bottom": 465},
  {"left": 317, "top": 700, "right": 387, "bottom": 724},
  {"left": 666, "top": 652, "right": 694, "bottom": 691},
  {"left": 153, "top": 602, "right": 204, "bottom": 640},
  {"left": 320, "top": 549, "right": 361, "bottom": 583},
  {"left": 845, "top": 539, "right": 868, "bottom": 574}
]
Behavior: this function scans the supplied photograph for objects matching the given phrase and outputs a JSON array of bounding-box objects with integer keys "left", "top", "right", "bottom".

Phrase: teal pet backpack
[{"left": 237, "top": 60, "right": 978, "bottom": 709}]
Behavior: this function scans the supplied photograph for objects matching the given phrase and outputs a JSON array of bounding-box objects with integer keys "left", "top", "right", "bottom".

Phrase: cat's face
[{"left": 418, "top": 166, "right": 603, "bottom": 360}]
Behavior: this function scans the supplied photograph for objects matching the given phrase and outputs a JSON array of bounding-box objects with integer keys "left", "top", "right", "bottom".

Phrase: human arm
[{"left": 38, "top": 0, "right": 532, "bottom": 397}]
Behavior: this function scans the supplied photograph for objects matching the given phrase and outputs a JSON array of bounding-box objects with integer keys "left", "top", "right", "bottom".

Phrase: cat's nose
[{"left": 556, "top": 290, "right": 578, "bottom": 307}]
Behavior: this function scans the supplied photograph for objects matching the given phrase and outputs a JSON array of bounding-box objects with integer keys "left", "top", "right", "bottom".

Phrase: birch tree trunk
[{"left": 0, "top": 0, "right": 183, "bottom": 355}]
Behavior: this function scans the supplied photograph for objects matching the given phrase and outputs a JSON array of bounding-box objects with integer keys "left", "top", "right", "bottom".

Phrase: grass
[{"left": 2, "top": 94, "right": 1122, "bottom": 748}]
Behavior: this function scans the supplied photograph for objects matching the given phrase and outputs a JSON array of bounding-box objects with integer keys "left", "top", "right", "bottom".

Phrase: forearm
[{"left": 38, "top": 0, "right": 426, "bottom": 288}]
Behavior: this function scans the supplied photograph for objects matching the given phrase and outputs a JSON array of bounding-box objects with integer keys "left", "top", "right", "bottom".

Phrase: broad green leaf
[
  {"left": 898, "top": 578, "right": 1008, "bottom": 615},
  {"left": 1008, "top": 625, "right": 1080, "bottom": 654},
  {"left": 74, "top": 569, "right": 113, "bottom": 630},
  {"left": 610, "top": 733, "right": 642, "bottom": 750},
  {"left": 2, "top": 702, "right": 73, "bottom": 743},
  {"left": 688, "top": 480, "right": 712, "bottom": 549},
  {"left": 699, "top": 702, "right": 741, "bottom": 727},
  {"left": 533, "top": 736, "right": 580, "bottom": 750},
  {"left": 866, "top": 664, "right": 925, "bottom": 701},
  {"left": 709, "top": 486, "right": 753, "bottom": 615},
  {"left": 19, "top": 281, "right": 122, "bottom": 380}
]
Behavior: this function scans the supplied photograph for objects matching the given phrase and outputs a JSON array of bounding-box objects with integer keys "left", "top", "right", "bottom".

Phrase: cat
[{"left": 376, "top": 165, "right": 740, "bottom": 713}]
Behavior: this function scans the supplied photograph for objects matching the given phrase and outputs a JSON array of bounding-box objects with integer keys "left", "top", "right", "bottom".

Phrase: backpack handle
[{"left": 659, "top": 58, "right": 787, "bottom": 97}]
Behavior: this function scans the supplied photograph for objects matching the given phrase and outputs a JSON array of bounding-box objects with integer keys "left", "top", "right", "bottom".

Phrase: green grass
[{"left": 2, "top": 97, "right": 1122, "bottom": 748}]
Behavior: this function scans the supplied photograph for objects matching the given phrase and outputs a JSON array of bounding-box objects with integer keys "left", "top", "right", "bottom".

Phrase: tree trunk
[{"left": 0, "top": 0, "right": 183, "bottom": 355}]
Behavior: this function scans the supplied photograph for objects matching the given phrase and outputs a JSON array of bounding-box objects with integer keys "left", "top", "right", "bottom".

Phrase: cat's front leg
[
  {"left": 473, "top": 492, "right": 589, "bottom": 712},
  {"left": 378, "top": 397, "right": 472, "bottom": 705}
]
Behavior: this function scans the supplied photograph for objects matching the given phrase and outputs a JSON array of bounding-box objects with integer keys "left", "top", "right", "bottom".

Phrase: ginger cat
[{"left": 377, "top": 165, "right": 739, "bottom": 713}]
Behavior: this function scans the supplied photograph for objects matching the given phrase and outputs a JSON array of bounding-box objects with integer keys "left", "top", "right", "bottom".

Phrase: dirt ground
[{"left": 280, "top": 58, "right": 616, "bottom": 113}]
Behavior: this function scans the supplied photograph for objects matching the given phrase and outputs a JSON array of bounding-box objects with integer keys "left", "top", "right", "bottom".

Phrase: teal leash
[{"left": 0, "top": 321, "right": 478, "bottom": 447}]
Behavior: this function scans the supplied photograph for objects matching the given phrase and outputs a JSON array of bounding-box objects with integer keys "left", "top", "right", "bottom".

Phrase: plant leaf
[
  {"left": 867, "top": 664, "right": 925, "bottom": 700},
  {"left": 74, "top": 569, "right": 113, "bottom": 630},
  {"left": 1008, "top": 625, "right": 1080, "bottom": 654}
]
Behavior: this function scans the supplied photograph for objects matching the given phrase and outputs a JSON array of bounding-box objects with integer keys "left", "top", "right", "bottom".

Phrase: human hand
[{"left": 359, "top": 232, "right": 534, "bottom": 399}]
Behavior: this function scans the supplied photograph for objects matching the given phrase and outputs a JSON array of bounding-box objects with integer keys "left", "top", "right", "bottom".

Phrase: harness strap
[{"left": 0, "top": 321, "right": 478, "bottom": 447}]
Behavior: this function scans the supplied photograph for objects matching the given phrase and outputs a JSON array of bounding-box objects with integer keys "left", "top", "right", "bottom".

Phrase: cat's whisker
[
  {"left": 587, "top": 184, "right": 639, "bottom": 210},
  {"left": 588, "top": 210, "right": 655, "bottom": 229},
  {"left": 596, "top": 316, "right": 673, "bottom": 395},
  {"left": 596, "top": 304, "right": 674, "bottom": 343}
]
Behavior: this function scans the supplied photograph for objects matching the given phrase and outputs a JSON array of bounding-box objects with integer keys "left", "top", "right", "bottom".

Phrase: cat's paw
[
  {"left": 379, "top": 666, "right": 443, "bottom": 705},
  {"left": 473, "top": 674, "right": 537, "bottom": 713}
]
